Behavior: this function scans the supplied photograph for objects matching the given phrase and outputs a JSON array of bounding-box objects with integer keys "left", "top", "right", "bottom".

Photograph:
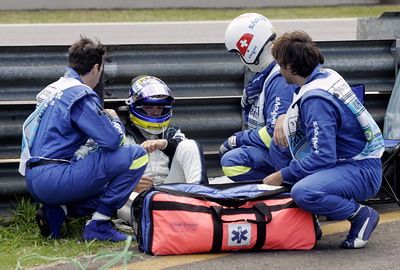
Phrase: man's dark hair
[
  {"left": 271, "top": 31, "right": 324, "bottom": 78},
  {"left": 68, "top": 36, "right": 106, "bottom": 76}
]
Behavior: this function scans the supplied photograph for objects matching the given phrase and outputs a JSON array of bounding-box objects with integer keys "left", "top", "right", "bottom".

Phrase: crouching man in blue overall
[
  {"left": 19, "top": 37, "right": 148, "bottom": 242},
  {"left": 264, "top": 31, "right": 384, "bottom": 249},
  {"left": 219, "top": 13, "right": 296, "bottom": 181}
]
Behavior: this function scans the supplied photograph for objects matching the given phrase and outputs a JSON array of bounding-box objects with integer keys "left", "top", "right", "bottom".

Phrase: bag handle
[
  {"left": 211, "top": 202, "right": 273, "bottom": 224},
  {"left": 253, "top": 202, "right": 272, "bottom": 222}
]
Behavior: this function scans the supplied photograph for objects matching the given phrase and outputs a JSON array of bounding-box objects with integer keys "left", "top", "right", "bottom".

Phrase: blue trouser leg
[
  {"left": 26, "top": 145, "right": 148, "bottom": 217},
  {"left": 268, "top": 141, "right": 292, "bottom": 170},
  {"left": 220, "top": 146, "right": 275, "bottom": 181},
  {"left": 290, "top": 158, "right": 382, "bottom": 220}
]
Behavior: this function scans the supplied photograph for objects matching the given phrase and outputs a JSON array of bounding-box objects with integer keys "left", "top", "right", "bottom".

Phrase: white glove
[
  {"left": 219, "top": 135, "right": 237, "bottom": 157},
  {"left": 74, "top": 139, "right": 98, "bottom": 160}
]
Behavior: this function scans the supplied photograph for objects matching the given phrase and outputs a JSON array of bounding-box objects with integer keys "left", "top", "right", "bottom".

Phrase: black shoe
[{"left": 35, "top": 205, "right": 66, "bottom": 239}]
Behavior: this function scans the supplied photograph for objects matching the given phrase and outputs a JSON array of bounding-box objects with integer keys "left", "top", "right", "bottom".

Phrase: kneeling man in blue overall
[
  {"left": 264, "top": 31, "right": 384, "bottom": 249},
  {"left": 19, "top": 37, "right": 148, "bottom": 242}
]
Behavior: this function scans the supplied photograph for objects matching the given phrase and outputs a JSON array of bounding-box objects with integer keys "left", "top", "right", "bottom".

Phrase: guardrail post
[{"left": 395, "top": 39, "right": 400, "bottom": 76}]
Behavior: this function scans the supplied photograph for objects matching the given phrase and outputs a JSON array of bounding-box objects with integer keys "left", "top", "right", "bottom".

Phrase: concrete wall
[
  {"left": 381, "top": 0, "right": 400, "bottom": 3},
  {"left": 357, "top": 12, "right": 400, "bottom": 40},
  {"left": 0, "top": 0, "right": 382, "bottom": 10}
]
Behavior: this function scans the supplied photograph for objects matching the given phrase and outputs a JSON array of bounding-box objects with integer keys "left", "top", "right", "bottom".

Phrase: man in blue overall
[
  {"left": 264, "top": 31, "right": 384, "bottom": 249},
  {"left": 219, "top": 13, "right": 296, "bottom": 181},
  {"left": 19, "top": 37, "right": 148, "bottom": 242}
]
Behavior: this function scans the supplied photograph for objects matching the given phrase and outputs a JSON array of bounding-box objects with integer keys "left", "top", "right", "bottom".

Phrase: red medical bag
[{"left": 132, "top": 182, "right": 319, "bottom": 255}]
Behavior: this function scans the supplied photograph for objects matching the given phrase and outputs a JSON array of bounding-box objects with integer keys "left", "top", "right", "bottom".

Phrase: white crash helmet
[
  {"left": 224, "top": 13, "right": 276, "bottom": 72},
  {"left": 126, "top": 75, "right": 174, "bottom": 135}
]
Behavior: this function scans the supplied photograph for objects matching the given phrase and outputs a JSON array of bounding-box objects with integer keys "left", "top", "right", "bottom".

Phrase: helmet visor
[
  {"left": 127, "top": 75, "right": 174, "bottom": 103},
  {"left": 132, "top": 96, "right": 174, "bottom": 119}
]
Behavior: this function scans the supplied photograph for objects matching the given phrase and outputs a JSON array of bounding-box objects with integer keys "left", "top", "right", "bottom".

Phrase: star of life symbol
[
  {"left": 236, "top": 33, "right": 254, "bottom": 57},
  {"left": 228, "top": 223, "right": 251, "bottom": 246}
]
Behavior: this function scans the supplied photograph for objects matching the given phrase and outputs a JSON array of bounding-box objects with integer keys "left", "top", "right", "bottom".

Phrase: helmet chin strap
[
  {"left": 137, "top": 126, "right": 158, "bottom": 139},
  {"left": 137, "top": 125, "right": 165, "bottom": 139},
  {"left": 245, "top": 44, "right": 274, "bottom": 73}
]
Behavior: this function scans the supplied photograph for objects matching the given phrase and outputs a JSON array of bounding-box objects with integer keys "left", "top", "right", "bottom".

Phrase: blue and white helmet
[
  {"left": 224, "top": 13, "right": 276, "bottom": 72},
  {"left": 126, "top": 75, "right": 174, "bottom": 135}
]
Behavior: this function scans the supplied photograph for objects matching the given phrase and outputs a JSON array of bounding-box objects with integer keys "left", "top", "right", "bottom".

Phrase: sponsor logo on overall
[
  {"left": 290, "top": 130, "right": 306, "bottom": 153},
  {"left": 270, "top": 96, "right": 281, "bottom": 126},
  {"left": 312, "top": 121, "right": 320, "bottom": 154},
  {"left": 330, "top": 78, "right": 348, "bottom": 99},
  {"left": 228, "top": 223, "right": 251, "bottom": 246},
  {"left": 288, "top": 114, "right": 298, "bottom": 134},
  {"left": 170, "top": 222, "right": 198, "bottom": 232},
  {"left": 248, "top": 105, "right": 259, "bottom": 119}
]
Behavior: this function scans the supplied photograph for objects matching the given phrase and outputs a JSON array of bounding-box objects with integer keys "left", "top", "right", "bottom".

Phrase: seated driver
[{"left": 117, "top": 75, "right": 208, "bottom": 224}]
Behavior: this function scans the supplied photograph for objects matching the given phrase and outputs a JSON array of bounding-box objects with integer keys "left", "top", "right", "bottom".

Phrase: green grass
[
  {"left": 0, "top": 197, "right": 133, "bottom": 270},
  {"left": 0, "top": 5, "right": 398, "bottom": 24}
]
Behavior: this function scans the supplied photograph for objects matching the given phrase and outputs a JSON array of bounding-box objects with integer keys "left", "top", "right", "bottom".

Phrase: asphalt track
[
  {"left": 36, "top": 203, "right": 400, "bottom": 270},
  {"left": 117, "top": 204, "right": 400, "bottom": 270},
  {"left": 0, "top": 18, "right": 357, "bottom": 46}
]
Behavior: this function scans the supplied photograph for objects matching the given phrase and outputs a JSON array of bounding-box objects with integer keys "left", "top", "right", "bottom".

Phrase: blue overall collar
[
  {"left": 259, "top": 60, "right": 276, "bottom": 76},
  {"left": 64, "top": 67, "right": 83, "bottom": 83},
  {"left": 304, "top": 64, "right": 327, "bottom": 85}
]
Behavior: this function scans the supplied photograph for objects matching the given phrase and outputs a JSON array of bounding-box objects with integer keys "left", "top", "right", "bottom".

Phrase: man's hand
[
  {"left": 242, "top": 71, "right": 268, "bottom": 106},
  {"left": 141, "top": 139, "right": 168, "bottom": 153},
  {"left": 134, "top": 176, "right": 154, "bottom": 193},
  {"left": 273, "top": 114, "right": 288, "bottom": 148},
  {"left": 263, "top": 171, "right": 284, "bottom": 186}
]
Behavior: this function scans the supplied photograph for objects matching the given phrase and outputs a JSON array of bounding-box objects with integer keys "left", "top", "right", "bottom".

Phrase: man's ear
[{"left": 91, "top": 63, "right": 99, "bottom": 74}]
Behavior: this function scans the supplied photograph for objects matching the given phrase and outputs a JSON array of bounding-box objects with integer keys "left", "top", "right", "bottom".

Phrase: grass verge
[
  {"left": 0, "top": 197, "right": 131, "bottom": 270},
  {"left": 0, "top": 5, "right": 398, "bottom": 24}
]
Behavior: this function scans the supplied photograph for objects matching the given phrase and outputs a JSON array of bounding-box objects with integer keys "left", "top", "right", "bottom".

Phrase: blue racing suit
[
  {"left": 220, "top": 62, "right": 296, "bottom": 181},
  {"left": 24, "top": 67, "right": 148, "bottom": 218},
  {"left": 268, "top": 66, "right": 383, "bottom": 220}
]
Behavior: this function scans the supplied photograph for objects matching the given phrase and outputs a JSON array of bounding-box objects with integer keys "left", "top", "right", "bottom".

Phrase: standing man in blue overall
[
  {"left": 264, "top": 31, "right": 384, "bottom": 249},
  {"left": 219, "top": 13, "right": 296, "bottom": 181},
  {"left": 19, "top": 37, "right": 148, "bottom": 242}
]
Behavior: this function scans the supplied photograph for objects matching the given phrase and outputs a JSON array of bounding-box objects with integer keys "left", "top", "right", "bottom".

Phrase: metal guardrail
[{"left": 0, "top": 40, "right": 398, "bottom": 207}]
